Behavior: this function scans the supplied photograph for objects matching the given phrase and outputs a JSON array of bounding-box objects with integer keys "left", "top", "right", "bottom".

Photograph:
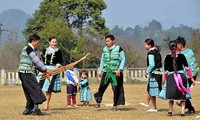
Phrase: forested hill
[
  {"left": 0, "top": 9, "right": 31, "bottom": 44},
  {"left": 0, "top": 8, "right": 199, "bottom": 69},
  {"left": 0, "top": 9, "right": 194, "bottom": 49},
  {"left": 111, "top": 19, "right": 193, "bottom": 50}
]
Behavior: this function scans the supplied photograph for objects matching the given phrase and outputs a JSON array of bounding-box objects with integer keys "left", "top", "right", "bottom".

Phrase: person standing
[
  {"left": 18, "top": 34, "right": 52, "bottom": 115},
  {"left": 163, "top": 41, "right": 195, "bottom": 116},
  {"left": 39, "top": 36, "right": 62, "bottom": 111},
  {"left": 176, "top": 36, "right": 198, "bottom": 114},
  {"left": 94, "top": 34, "right": 126, "bottom": 111},
  {"left": 66, "top": 65, "right": 79, "bottom": 107},
  {"left": 79, "top": 70, "right": 92, "bottom": 107},
  {"left": 144, "top": 38, "right": 163, "bottom": 112}
]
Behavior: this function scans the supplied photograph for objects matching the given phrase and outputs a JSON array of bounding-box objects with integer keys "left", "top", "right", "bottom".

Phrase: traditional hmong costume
[
  {"left": 159, "top": 54, "right": 191, "bottom": 100},
  {"left": 180, "top": 49, "right": 199, "bottom": 83},
  {"left": 66, "top": 69, "right": 79, "bottom": 106},
  {"left": 38, "top": 47, "right": 62, "bottom": 93},
  {"left": 18, "top": 43, "right": 47, "bottom": 113},
  {"left": 94, "top": 44, "right": 126, "bottom": 107},
  {"left": 146, "top": 47, "right": 162, "bottom": 97},
  {"left": 180, "top": 48, "right": 199, "bottom": 112},
  {"left": 79, "top": 78, "right": 92, "bottom": 102}
]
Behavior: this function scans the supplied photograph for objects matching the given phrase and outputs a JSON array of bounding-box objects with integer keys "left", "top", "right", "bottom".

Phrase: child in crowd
[
  {"left": 79, "top": 70, "right": 92, "bottom": 107},
  {"left": 66, "top": 65, "right": 78, "bottom": 107}
]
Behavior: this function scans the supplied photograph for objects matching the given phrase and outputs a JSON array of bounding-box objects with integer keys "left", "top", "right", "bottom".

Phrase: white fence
[{"left": 0, "top": 68, "right": 147, "bottom": 86}]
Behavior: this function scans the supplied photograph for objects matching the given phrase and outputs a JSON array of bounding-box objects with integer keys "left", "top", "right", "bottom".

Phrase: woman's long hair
[{"left": 169, "top": 41, "right": 178, "bottom": 73}]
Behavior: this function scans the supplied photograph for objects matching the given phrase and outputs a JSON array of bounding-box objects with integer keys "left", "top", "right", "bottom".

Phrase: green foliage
[
  {"left": 38, "top": 18, "right": 74, "bottom": 64},
  {"left": 59, "top": 0, "right": 109, "bottom": 35},
  {"left": 23, "top": 0, "right": 62, "bottom": 39},
  {"left": 23, "top": 0, "right": 109, "bottom": 67}
]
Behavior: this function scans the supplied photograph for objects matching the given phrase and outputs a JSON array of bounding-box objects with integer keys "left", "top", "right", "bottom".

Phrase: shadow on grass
[
  {"left": 117, "top": 107, "right": 138, "bottom": 111},
  {"left": 42, "top": 112, "right": 51, "bottom": 116},
  {"left": 96, "top": 107, "right": 138, "bottom": 111},
  {"left": 158, "top": 108, "right": 168, "bottom": 112},
  {"left": 50, "top": 107, "right": 78, "bottom": 110}
]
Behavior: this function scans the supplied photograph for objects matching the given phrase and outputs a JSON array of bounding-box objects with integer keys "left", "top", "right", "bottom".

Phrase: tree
[
  {"left": 38, "top": 18, "right": 74, "bottom": 64},
  {"left": 60, "top": 0, "right": 109, "bottom": 35},
  {"left": 125, "top": 27, "right": 134, "bottom": 37},
  {"left": 166, "top": 25, "right": 193, "bottom": 40},
  {"left": 123, "top": 43, "right": 146, "bottom": 68},
  {"left": 161, "top": 36, "right": 171, "bottom": 50},
  {"left": 23, "top": 0, "right": 109, "bottom": 67},
  {"left": 133, "top": 25, "right": 142, "bottom": 40},
  {"left": 111, "top": 25, "right": 124, "bottom": 35},
  {"left": 23, "top": 0, "right": 62, "bottom": 38},
  {"left": 148, "top": 19, "right": 162, "bottom": 31},
  {"left": 24, "top": 0, "right": 109, "bottom": 38},
  {"left": 0, "top": 31, "right": 24, "bottom": 70},
  {"left": 188, "top": 29, "right": 200, "bottom": 65}
]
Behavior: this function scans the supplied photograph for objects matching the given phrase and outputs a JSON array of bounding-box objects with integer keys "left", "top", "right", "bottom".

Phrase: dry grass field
[{"left": 0, "top": 83, "right": 200, "bottom": 120}]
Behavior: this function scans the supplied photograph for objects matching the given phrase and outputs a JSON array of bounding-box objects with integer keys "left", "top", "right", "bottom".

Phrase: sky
[{"left": 0, "top": 0, "right": 200, "bottom": 29}]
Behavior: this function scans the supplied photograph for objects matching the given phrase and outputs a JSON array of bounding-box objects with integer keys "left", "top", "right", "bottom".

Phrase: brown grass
[{"left": 0, "top": 83, "right": 200, "bottom": 120}]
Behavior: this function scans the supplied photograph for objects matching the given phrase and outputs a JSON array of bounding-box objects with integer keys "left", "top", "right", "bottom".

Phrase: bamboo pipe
[{"left": 39, "top": 53, "right": 90, "bottom": 80}]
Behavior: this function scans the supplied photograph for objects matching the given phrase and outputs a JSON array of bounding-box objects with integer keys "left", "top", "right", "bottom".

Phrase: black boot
[
  {"left": 31, "top": 105, "right": 44, "bottom": 116},
  {"left": 23, "top": 108, "right": 32, "bottom": 115}
]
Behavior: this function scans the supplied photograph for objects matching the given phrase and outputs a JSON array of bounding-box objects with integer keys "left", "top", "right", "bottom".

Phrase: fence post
[
  {"left": 1, "top": 69, "right": 6, "bottom": 85},
  {"left": 123, "top": 67, "right": 128, "bottom": 83},
  {"left": 74, "top": 68, "right": 79, "bottom": 78}
]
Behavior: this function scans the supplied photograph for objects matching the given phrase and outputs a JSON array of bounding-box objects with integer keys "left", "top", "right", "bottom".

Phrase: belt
[
  {"left": 18, "top": 70, "right": 34, "bottom": 74},
  {"left": 152, "top": 70, "right": 163, "bottom": 75}
]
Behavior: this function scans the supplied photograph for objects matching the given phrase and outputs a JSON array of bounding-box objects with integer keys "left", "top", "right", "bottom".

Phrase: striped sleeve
[{"left": 27, "top": 47, "right": 46, "bottom": 72}]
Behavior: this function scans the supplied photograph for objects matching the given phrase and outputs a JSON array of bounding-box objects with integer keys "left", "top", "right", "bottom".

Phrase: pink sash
[
  {"left": 173, "top": 73, "right": 190, "bottom": 95},
  {"left": 185, "top": 68, "right": 193, "bottom": 78}
]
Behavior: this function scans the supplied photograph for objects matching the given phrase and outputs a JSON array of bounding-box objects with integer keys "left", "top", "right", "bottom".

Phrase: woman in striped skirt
[{"left": 144, "top": 38, "right": 163, "bottom": 112}]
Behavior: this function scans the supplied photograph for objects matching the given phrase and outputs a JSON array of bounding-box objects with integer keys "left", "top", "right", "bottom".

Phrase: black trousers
[
  {"left": 185, "top": 78, "right": 195, "bottom": 111},
  {"left": 185, "top": 99, "right": 195, "bottom": 111},
  {"left": 19, "top": 73, "right": 46, "bottom": 110},
  {"left": 94, "top": 72, "right": 125, "bottom": 106}
]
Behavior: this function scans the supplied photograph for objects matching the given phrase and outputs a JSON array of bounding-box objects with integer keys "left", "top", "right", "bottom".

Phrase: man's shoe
[
  {"left": 185, "top": 110, "right": 195, "bottom": 114},
  {"left": 23, "top": 108, "right": 32, "bottom": 115},
  {"left": 31, "top": 109, "right": 44, "bottom": 116},
  {"left": 94, "top": 103, "right": 100, "bottom": 108}
]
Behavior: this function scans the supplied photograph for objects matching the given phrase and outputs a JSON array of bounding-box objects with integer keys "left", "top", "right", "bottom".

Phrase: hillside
[{"left": 0, "top": 9, "right": 31, "bottom": 45}]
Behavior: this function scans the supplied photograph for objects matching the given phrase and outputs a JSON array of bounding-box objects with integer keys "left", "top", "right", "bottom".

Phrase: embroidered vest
[
  {"left": 103, "top": 45, "right": 121, "bottom": 72},
  {"left": 18, "top": 46, "right": 36, "bottom": 73},
  {"left": 147, "top": 49, "right": 162, "bottom": 70},
  {"left": 180, "top": 49, "right": 199, "bottom": 77}
]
